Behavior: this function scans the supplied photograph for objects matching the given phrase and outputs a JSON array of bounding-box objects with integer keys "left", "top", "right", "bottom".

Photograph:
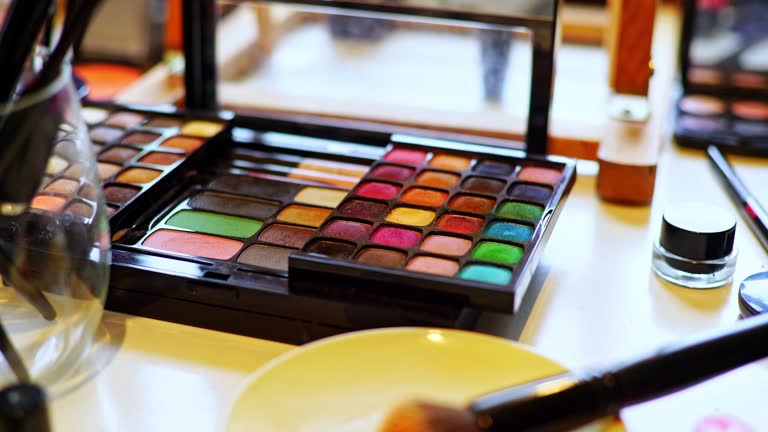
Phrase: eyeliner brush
[{"left": 380, "top": 312, "right": 768, "bottom": 432}]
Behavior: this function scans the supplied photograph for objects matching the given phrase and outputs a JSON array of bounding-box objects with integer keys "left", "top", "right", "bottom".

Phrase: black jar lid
[{"left": 660, "top": 203, "right": 736, "bottom": 260}]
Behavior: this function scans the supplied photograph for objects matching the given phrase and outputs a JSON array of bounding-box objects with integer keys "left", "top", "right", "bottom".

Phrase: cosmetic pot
[{"left": 652, "top": 203, "right": 737, "bottom": 288}]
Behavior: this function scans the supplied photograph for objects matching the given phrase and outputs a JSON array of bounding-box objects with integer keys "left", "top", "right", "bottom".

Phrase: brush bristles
[{"left": 378, "top": 401, "right": 480, "bottom": 432}]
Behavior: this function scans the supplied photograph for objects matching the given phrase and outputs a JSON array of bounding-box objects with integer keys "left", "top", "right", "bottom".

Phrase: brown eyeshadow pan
[
  {"left": 355, "top": 248, "right": 406, "bottom": 268},
  {"left": 189, "top": 191, "right": 279, "bottom": 220},
  {"left": 99, "top": 146, "right": 140, "bottom": 163},
  {"left": 122, "top": 132, "right": 161, "bottom": 146},
  {"left": 139, "top": 152, "right": 185, "bottom": 166},
  {"left": 258, "top": 224, "right": 315, "bottom": 248},
  {"left": 104, "top": 186, "right": 140, "bottom": 204},
  {"left": 237, "top": 245, "right": 294, "bottom": 271}
]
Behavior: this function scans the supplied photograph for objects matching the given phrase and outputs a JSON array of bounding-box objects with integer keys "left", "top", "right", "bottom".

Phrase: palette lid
[
  {"left": 680, "top": 0, "right": 768, "bottom": 97},
  {"left": 105, "top": 0, "right": 559, "bottom": 155}
]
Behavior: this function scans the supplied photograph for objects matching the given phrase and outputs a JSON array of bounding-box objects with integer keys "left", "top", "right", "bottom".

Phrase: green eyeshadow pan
[
  {"left": 472, "top": 242, "right": 523, "bottom": 265},
  {"left": 496, "top": 201, "right": 544, "bottom": 222},
  {"left": 166, "top": 210, "right": 264, "bottom": 238}
]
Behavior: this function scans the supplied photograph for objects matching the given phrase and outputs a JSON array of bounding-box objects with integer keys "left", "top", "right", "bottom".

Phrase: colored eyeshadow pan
[
  {"left": 139, "top": 152, "right": 184, "bottom": 166},
  {"left": 97, "top": 162, "right": 121, "bottom": 179},
  {"left": 277, "top": 205, "right": 332, "bottom": 227},
  {"left": 190, "top": 192, "right": 279, "bottom": 220},
  {"left": 339, "top": 200, "right": 387, "bottom": 220},
  {"left": 104, "top": 185, "right": 139, "bottom": 203},
  {"left": 143, "top": 229, "right": 242, "bottom": 260},
  {"left": 105, "top": 112, "right": 145, "bottom": 128},
  {"left": 406, "top": 256, "right": 459, "bottom": 277},
  {"left": 31, "top": 195, "right": 67, "bottom": 212},
  {"left": 66, "top": 202, "right": 94, "bottom": 218},
  {"left": 497, "top": 201, "right": 544, "bottom": 223},
  {"left": 369, "top": 165, "right": 415, "bottom": 182},
  {"left": 415, "top": 171, "right": 459, "bottom": 188},
  {"left": 429, "top": 154, "right": 472, "bottom": 171},
  {"left": 677, "top": 115, "right": 726, "bottom": 132},
  {"left": 678, "top": 95, "right": 725, "bottom": 116},
  {"left": 355, "top": 248, "right": 406, "bottom": 268},
  {"left": 304, "top": 240, "right": 356, "bottom": 259},
  {"left": 517, "top": 167, "right": 562, "bottom": 185},
  {"left": 45, "top": 179, "right": 80, "bottom": 195},
  {"left": 355, "top": 182, "right": 401, "bottom": 200},
  {"left": 472, "top": 242, "right": 523, "bottom": 265},
  {"left": 322, "top": 220, "right": 372, "bottom": 241},
  {"left": 209, "top": 176, "right": 301, "bottom": 201},
  {"left": 160, "top": 136, "right": 205, "bottom": 152},
  {"left": 485, "top": 222, "right": 533, "bottom": 243},
  {"left": 180, "top": 121, "right": 223, "bottom": 137},
  {"left": 508, "top": 184, "right": 552, "bottom": 202},
  {"left": 82, "top": 107, "right": 109, "bottom": 125},
  {"left": 145, "top": 117, "right": 183, "bottom": 129},
  {"left": 238, "top": 245, "right": 293, "bottom": 271},
  {"left": 448, "top": 195, "right": 496, "bottom": 214},
  {"left": 259, "top": 224, "right": 314, "bottom": 248},
  {"left": 166, "top": 210, "right": 264, "bottom": 238},
  {"left": 436, "top": 214, "right": 484, "bottom": 234},
  {"left": 46, "top": 156, "right": 69, "bottom": 174},
  {"left": 462, "top": 177, "right": 505, "bottom": 195},
  {"left": 459, "top": 264, "right": 512, "bottom": 285},
  {"left": 116, "top": 168, "right": 161, "bottom": 184},
  {"left": 400, "top": 188, "right": 448, "bottom": 207},
  {"left": 122, "top": 132, "right": 161, "bottom": 146},
  {"left": 383, "top": 149, "right": 427, "bottom": 165},
  {"left": 295, "top": 187, "right": 347, "bottom": 208},
  {"left": 420, "top": 235, "right": 471, "bottom": 256},
  {"left": 732, "top": 101, "right": 768, "bottom": 121},
  {"left": 89, "top": 126, "right": 124, "bottom": 143},
  {"left": 370, "top": 227, "right": 421, "bottom": 249},
  {"left": 474, "top": 161, "right": 514, "bottom": 176},
  {"left": 100, "top": 146, "right": 139, "bottom": 163},
  {"left": 386, "top": 207, "right": 435, "bottom": 226}
]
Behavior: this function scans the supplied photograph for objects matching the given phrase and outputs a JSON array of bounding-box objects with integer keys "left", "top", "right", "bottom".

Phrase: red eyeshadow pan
[
  {"left": 383, "top": 149, "right": 428, "bottom": 165},
  {"left": 370, "top": 227, "right": 421, "bottom": 249},
  {"left": 369, "top": 165, "right": 415, "bottom": 182},
  {"left": 322, "top": 220, "right": 372, "bottom": 241},
  {"left": 448, "top": 195, "right": 496, "bottom": 214},
  {"left": 355, "top": 182, "right": 401, "bottom": 200},
  {"left": 517, "top": 167, "right": 562, "bottom": 185},
  {"left": 436, "top": 214, "right": 484, "bottom": 234},
  {"left": 339, "top": 200, "right": 387, "bottom": 219}
]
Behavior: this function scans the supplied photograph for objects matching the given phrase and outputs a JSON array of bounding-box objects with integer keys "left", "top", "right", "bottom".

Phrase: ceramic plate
[{"left": 227, "top": 328, "right": 622, "bottom": 432}]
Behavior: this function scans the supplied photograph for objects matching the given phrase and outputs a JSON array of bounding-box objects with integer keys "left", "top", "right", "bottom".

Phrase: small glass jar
[
  {"left": 652, "top": 203, "right": 737, "bottom": 289},
  {"left": 0, "top": 56, "right": 109, "bottom": 395}
]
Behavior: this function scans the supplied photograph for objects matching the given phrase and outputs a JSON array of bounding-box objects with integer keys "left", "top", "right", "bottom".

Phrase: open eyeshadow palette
[
  {"left": 674, "top": 0, "right": 768, "bottom": 155},
  {"left": 66, "top": 103, "right": 575, "bottom": 343}
]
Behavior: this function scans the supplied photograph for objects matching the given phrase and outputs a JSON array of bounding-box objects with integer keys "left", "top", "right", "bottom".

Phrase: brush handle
[
  {"left": 0, "top": 0, "right": 56, "bottom": 102},
  {"left": 471, "top": 312, "right": 768, "bottom": 432}
]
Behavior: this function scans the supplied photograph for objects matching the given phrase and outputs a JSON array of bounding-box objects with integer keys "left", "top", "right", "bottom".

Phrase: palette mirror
[{"left": 675, "top": 0, "right": 768, "bottom": 154}]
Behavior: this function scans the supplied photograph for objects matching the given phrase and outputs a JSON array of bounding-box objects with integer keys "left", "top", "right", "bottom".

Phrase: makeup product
[
  {"left": 739, "top": 271, "right": 768, "bottom": 317},
  {"left": 379, "top": 311, "right": 768, "bottom": 432},
  {"left": 707, "top": 145, "right": 768, "bottom": 253},
  {"left": 96, "top": 0, "right": 571, "bottom": 343},
  {"left": 674, "top": 0, "right": 768, "bottom": 155},
  {"left": 652, "top": 202, "right": 737, "bottom": 288}
]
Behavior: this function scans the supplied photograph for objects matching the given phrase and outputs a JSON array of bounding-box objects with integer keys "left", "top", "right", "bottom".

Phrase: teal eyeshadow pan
[
  {"left": 485, "top": 222, "right": 534, "bottom": 243},
  {"left": 459, "top": 264, "right": 512, "bottom": 285}
]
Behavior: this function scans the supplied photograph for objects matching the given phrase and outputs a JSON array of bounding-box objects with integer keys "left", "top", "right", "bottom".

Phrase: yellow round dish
[{"left": 227, "top": 328, "right": 623, "bottom": 432}]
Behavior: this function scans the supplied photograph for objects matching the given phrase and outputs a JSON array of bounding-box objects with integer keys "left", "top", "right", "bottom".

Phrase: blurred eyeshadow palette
[
  {"left": 675, "top": 0, "right": 768, "bottom": 154},
  {"left": 61, "top": 103, "right": 575, "bottom": 343}
]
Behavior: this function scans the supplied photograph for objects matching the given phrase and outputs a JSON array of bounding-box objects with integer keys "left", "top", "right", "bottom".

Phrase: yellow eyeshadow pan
[
  {"left": 294, "top": 187, "right": 348, "bottom": 208},
  {"left": 386, "top": 207, "right": 436, "bottom": 226},
  {"left": 180, "top": 121, "right": 223, "bottom": 137},
  {"left": 277, "top": 205, "right": 332, "bottom": 227}
]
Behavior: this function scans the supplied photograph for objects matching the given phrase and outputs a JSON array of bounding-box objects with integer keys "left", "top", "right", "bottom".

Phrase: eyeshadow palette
[
  {"left": 289, "top": 145, "right": 571, "bottom": 312},
  {"left": 99, "top": 110, "right": 575, "bottom": 344},
  {"left": 675, "top": 0, "right": 768, "bottom": 155}
]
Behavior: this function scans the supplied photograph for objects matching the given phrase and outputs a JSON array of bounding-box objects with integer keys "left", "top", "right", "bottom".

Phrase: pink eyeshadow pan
[
  {"left": 369, "top": 165, "right": 415, "bottom": 182},
  {"left": 420, "top": 235, "right": 471, "bottom": 256},
  {"left": 322, "top": 220, "right": 372, "bottom": 241},
  {"left": 406, "top": 256, "right": 459, "bottom": 277},
  {"left": 44, "top": 179, "right": 80, "bottom": 195},
  {"left": 355, "top": 182, "right": 401, "bottom": 200},
  {"left": 383, "top": 149, "right": 428, "bottom": 165},
  {"left": 517, "top": 167, "right": 562, "bottom": 185},
  {"left": 139, "top": 152, "right": 185, "bottom": 166},
  {"left": 143, "top": 229, "right": 242, "bottom": 260},
  {"left": 370, "top": 227, "right": 421, "bottom": 249},
  {"left": 678, "top": 95, "right": 726, "bottom": 116}
]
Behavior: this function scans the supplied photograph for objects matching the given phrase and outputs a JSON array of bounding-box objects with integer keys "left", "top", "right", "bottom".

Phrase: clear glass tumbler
[{"left": 0, "top": 56, "right": 110, "bottom": 396}]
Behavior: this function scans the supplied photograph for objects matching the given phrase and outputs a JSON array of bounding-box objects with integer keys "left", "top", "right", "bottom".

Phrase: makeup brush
[
  {"left": 0, "top": 0, "right": 56, "bottom": 102},
  {"left": 379, "top": 312, "right": 768, "bottom": 432}
]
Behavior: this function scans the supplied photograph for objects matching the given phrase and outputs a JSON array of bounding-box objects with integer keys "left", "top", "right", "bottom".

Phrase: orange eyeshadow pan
[
  {"left": 160, "top": 136, "right": 205, "bottom": 152},
  {"left": 116, "top": 168, "right": 162, "bottom": 184},
  {"left": 31, "top": 195, "right": 67, "bottom": 212},
  {"left": 143, "top": 229, "right": 242, "bottom": 260}
]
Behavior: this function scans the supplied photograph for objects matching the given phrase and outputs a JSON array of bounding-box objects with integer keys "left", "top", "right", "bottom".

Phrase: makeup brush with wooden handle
[{"left": 379, "top": 312, "right": 768, "bottom": 432}]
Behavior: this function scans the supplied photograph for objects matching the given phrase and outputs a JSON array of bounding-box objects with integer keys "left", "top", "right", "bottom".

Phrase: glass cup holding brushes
[{"left": 0, "top": 47, "right": 110, "bottom": 395}]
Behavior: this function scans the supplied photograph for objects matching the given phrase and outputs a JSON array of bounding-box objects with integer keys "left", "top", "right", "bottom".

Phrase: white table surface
[{"left": 49, "top": 140, "right": 768, "bottom": 431}]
